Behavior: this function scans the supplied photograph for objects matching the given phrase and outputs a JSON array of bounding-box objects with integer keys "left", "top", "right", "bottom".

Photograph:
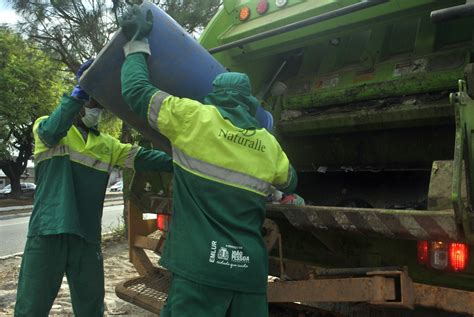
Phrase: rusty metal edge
[{"left": 413, "top": 282, "right": 474, "bottom": 314}]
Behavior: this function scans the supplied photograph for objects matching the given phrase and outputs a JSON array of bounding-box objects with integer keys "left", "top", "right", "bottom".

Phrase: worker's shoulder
[
  {"left": 260, "top": 129, "right": 282, "bottom": 146},
  {"left": 161, "top": 95, "right": 216, "bottom": 120},
  {"left": 35, "top": 115, "right": 49, "bottom": 123},
  {"left": 162, "top": 94, "right": 206, "bottom": 109}
]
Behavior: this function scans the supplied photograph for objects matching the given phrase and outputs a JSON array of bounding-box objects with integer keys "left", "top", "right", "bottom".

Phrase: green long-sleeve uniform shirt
[
  {"left": 121, "top": 53, "right": 296, "bottom": 293},
  {"left": 30, "top": 95, "right": 173, "bottom": 243}
]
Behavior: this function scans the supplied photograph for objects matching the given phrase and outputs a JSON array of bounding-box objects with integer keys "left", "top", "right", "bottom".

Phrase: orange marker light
[{"left": 239, "top": 6, "right": 250, "bottom": 21}]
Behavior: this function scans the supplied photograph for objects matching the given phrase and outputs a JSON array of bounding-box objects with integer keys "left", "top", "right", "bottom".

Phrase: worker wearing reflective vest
[
  {"left": 14, "top": 60, "right": 173, "bottom": 317},
  {"left": 119, "top": 6, "right": 297, "bottom": 317}
]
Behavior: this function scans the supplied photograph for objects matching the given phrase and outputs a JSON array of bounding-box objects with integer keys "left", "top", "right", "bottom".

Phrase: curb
[
  {"left": 0, "top": 199, "right": 124, "bottom": 220},
  {"left": 0, "top": 252, "right": 23, "bottom": 261},
  {"left": 0, "top": 203, "right": 126, "bottom": 260},
  {"left": 0, "top": 232, "right": 125, "bottom": 260}
]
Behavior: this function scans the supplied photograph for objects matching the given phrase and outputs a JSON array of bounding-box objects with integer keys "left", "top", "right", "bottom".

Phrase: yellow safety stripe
[
  {"left": 148, "top": 91, "right": 171, "bottom": 131},
  {"left": 35, "top": 144, "right": 113, "bottom": 173},
  {"left": 173, "top": 147, "right": 271, "bottom": 196}
]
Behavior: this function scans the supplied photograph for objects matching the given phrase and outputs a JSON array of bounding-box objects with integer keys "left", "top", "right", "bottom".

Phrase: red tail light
[
  {"left": 417, "top": 240, "right": 469, "bottom": 272},
  {"left": 449, "top": 243, "right": 468, "bottom": 272},
  {"left": 157, "top": 214, "right": 171, "bottom": 231},
  {"left": 417, "top": 240, "right": 429, "bottom": 265}
]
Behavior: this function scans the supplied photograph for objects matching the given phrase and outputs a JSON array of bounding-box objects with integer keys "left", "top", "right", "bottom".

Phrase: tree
[
  {"left": 0, "top": 27, "right": 67, "bottom": 197},
  {"left": 151, "top": 0, "right": 221, "bottom": 34},
  {"left": 9, "top": 0, "right": 115, "bottom": 74},
  {"left": 9, "top": 0, "right": 222, "bottom": 73}
]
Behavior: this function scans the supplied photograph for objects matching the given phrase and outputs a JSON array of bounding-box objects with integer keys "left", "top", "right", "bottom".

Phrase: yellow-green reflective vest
[
  {"left": 148, "top": 91, "right": 293, "bottom": 293},
  {"left": 30, "top": 99, "right": 138, "bottom": 243}
]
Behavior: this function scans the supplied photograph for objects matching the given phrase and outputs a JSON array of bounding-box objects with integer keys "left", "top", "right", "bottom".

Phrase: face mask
[{"left": 81, "top": 107, "right": 102, "bottom": 128}]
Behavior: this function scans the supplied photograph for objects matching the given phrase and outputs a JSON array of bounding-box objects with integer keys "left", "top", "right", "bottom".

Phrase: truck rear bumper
[
  {"left": 115, "top": 267, "right": 474, "bottom": 315},
  {"left": 266, "top": 204, "right": 462, "bottom": 242}
]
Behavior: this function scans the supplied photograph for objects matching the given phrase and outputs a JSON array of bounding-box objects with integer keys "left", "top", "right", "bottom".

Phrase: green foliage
[
  {"left": 9, "top": 0, "right": 116, "bottom": 73},
  {"left": 0, "top": 27, "right": 66, "bottom": 160},
  {"left": 151, "top": 0, "right": 222, "bottom": 34},
  {"left": 112, "top": 0, "right": 222, "bottom": 35},
  {"left": 0, "top": 27, "right": 67, "bottom": 195},
  {"left": 10, "top": 0, "right": 221, "bottom": 72},
  {"left": 99, "top": 110, "right": 122, "bottom": 139}
]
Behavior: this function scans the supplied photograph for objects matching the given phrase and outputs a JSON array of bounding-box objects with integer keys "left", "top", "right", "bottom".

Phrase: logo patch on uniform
[
  {"left": 208, "top": 240, "right": 250, "bottom": 269},
  {"left": 217, "top": 247, "right": 229, "bottom": 260},
  {"left": 209, "top": 240, "right": 217, "bottom": 263},
  {"left": 218, "top": 129, "right": 266, "bottom": 152},
  {"left": 240, "top": 129, "right": 256, "bottom": 137}
]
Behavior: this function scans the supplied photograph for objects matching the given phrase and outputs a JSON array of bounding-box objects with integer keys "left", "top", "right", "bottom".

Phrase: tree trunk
[
  {"left": 9, "top": 175, "right": 21, "bottom": 197},
  {"left": 1, "top": 123, "right": 34, "bottom": 199},
  {"left": 1, "top": 163, "right": 22, "bottom": 198}
]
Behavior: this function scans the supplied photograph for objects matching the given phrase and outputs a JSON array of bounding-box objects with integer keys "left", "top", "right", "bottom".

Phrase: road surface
[{"left": 0, "top": 203, "right": 124, "bottom": 257}]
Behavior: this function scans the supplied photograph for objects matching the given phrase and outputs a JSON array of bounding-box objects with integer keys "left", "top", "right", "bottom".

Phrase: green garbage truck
[{"left": 113, "top": 0, "right": 474, "bottom": 315}]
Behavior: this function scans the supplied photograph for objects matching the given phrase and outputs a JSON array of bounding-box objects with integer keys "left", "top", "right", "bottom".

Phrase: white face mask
[{"left": 81, "top": 107, "right": 103, "bottom": 128}]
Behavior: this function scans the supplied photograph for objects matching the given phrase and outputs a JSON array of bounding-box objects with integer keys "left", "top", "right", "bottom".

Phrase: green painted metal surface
[
  {"left": 450, "top": 80, "right": 474, "bottom": 242},
  {"left": 201, "top": 0, "right": 473, "bottom": 142},
  {"left": 198, "top": 0, "right": 474, "bottom": 295},
  {"left": 199, "top": 0, "right": 474, "bottom": 172}
]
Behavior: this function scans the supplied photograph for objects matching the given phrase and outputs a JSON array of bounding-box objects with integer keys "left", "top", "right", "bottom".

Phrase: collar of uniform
[{"left": 74, "top": 121, "right": 101, "bottom": 136}]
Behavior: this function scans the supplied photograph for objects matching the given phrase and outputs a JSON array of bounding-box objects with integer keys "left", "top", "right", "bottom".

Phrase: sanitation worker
[
  {"left": 119, "top": 6, "right": 297, "bottom": 317},
  {"left": 14, "top": 60, "right": 173, "bottom": 317}
]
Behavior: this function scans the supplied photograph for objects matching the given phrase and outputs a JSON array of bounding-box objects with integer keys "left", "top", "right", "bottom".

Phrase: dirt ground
[{"left": 0, "top": 236, "right": 157, "bottom": 316}]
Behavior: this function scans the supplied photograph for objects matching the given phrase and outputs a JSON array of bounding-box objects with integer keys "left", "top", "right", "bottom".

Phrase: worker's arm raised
[
  {"left": 36, "top": 60, "right": 94, "bottom": 147},
  {"left": 120, "top": 4, "right": 158, "bottom": 121},
  {"left": 119, "top": 5, "right": 204, "bottom": 143},
  {"left": 34, "top": 96, "right": 84, "bottom": 148},
  {"left": 121, "top": 53, "right": 159, "bottom": 121}
]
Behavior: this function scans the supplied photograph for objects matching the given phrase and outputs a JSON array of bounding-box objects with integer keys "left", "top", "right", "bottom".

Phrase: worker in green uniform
[
  {"left": 14, "top": 59, "right": 173, "bottom": 317},
  {"left": 119, "top": 6, "right": 297, "bottom": 317}
]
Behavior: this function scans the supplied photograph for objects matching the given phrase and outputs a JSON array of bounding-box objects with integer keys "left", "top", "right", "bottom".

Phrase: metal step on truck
[{"left": 84, "top": 0, "right": 474, "bottom": 315}]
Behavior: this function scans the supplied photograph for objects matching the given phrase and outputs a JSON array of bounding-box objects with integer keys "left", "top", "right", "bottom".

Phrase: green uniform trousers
[
  {"left": 14, "top": 234, "right": 104, "bottom": 317},
  {"left": 160, "top": 274, "right": 268, "bottom": 317}
]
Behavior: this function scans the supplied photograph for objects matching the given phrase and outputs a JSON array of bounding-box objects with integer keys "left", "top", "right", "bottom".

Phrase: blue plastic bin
[
  {"left": 80, "top": 2, "right": 226, "bottom": 151},
  {"left": 80, "top": 2, "right": 272, "bottom": 151}
]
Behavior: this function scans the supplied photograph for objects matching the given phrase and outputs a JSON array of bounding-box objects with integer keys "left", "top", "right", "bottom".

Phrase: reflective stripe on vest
[
  {"left": 148, "top": 91, "right": 170, "bottom": 131},
  {"left": 173, "top": 147, "right": 272, "bottom": 196},
  {"left": 35, "top": 144, "right": 114, "bottom": 173},
  {"left": 124, "top": 145, "right": 139, "bottom": 169}
]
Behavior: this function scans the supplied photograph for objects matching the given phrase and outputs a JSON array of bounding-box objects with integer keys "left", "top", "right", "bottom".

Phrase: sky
[{"left": 0, "top": 0, "right": 20, "bottom": 25}]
